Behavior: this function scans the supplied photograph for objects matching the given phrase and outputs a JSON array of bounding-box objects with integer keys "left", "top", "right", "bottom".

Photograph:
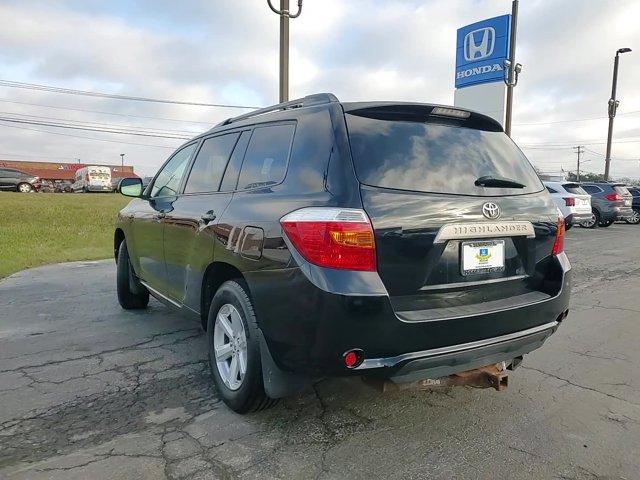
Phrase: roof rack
[{"left": 215, "top": 93, "right": 338, "bottom": 128}]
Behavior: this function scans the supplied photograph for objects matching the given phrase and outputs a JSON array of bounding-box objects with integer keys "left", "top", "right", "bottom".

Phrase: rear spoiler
[{"left": 342, "top": 103, "right": 503, "bottom": 132}]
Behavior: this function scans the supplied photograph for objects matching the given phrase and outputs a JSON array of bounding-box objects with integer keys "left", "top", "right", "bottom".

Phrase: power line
[
  {"left": 0, "top": 110, "right": 203, "bottom": 136},
  {"left": 514, "top": 109, "right": 640, "bottom": 126},
  {"left": 0, "top": 116, "right": 192, "bottom": 140},
  {"left": 0, "top": 121, "right": 179, "bottom": 150},
  {"left": 0, "top": 99, "right": 216, "bottom": 126},
  {"left": 0, "top": 79, "right": 261, "bottom": 109}
]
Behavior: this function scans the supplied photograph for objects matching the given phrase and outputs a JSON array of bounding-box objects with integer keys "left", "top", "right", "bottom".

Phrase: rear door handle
[{"left": 201, "top": 211, "right": 217, "bottom": 223}]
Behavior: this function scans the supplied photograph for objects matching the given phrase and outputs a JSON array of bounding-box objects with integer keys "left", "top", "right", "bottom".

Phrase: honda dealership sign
[{"left": 455, "top": 14, "right": 511, "bottom": 89}]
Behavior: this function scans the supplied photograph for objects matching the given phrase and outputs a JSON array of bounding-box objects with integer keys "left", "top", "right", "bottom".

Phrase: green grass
[{"left": 0, "top": 192, "right": 130, "bottom": 278}]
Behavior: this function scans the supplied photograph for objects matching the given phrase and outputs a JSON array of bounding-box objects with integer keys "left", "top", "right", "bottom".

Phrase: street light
[
  {"left": 604, "top": 47, "right": 632, "bottom": 181},
  {"left": 267, "top": 0, "right": 303, "bottom": 103},
  {"left": 120, "top": 153, "right": 125, "bottom": 168}
]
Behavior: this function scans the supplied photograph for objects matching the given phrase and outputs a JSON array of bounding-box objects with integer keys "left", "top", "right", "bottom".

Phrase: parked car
[
  {"left": 625, "top": 186, "right": 640, "bottom": 224},
  {"left": 0, "top": 167, "right": 41, "bottom": 192},
  {"left": 72, "top": 166, "right": 112, "bottom": 192},
  {"left": 543, "top": 181, "right": 591, "bottom": 230},
  {"left": 114, "top": 94, "right": 571, "bottom": 413},
  {"left": 54, "top": 180, "right": 73, "bottom": 193},
  {"left": 580, "top": 182, "right": 633, "bottom": 228}
]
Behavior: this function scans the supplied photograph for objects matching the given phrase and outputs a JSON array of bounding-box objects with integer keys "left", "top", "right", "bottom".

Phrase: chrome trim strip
[
  {"left": 433, "top": 221, "right": 536, "bottom": 244},
  {"left": 354, "top": 321, "right": 559, "bottom": 370},
  {"left": 140, "top": 280, "right": 181, "bottom": 308},
  {"left": 419, "top": 274, "right": 527, "bottom": 291}
]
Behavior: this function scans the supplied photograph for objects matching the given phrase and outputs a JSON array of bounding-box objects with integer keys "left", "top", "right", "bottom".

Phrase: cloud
[{"left": 0, "top": 0, "right": 638, "bottom": 177}]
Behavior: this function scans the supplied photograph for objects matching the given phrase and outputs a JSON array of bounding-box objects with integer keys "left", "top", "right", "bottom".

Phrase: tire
[
  {"left": 599, "top": 220, "right": 614, "bottom": 228},
  {"left": 625, "top": 209, "right": 640, "bottom": 225},
  {"left": 117, "top": 241, "right": 149, "bottom": 309},
  {"left": 207, "top": 280, "right": 278, "bottom": 413},
  {"left": 17, "top": 183, "right": 32, "bottom": 193}
]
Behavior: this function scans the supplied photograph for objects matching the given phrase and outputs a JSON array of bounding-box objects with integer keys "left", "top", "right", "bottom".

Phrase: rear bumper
[
  {"left": 566, "top": 212, "right": 591, "bottom": 225},
  {"left": 356, "top": 320, "right": 559, "bottom": 382},
  {"left": 246, "top": 253, "right": 571, "bottom": 377}
]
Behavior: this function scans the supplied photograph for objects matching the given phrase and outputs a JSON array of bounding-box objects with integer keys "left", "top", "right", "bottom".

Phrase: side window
[
  {"left": 237, "top": 124, "right": 295, "bottom": 190},
  {"left": 583, "top": 185, "right": 600, "bottom": 194},
  {"left": 220, "top": 130, "right": 251, "bottom": 192},
  {"left": 184, "top": 133, "right": 239, "bottom": 194},
  {"left": 546, "top": 186, "right": 557, "bottom": 193},
  {"left": 150, "top": 143, "right": 197, "bottom": 198}
]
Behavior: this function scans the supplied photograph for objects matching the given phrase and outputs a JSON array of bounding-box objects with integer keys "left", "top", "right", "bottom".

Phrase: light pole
[
  {"left": 604, "top": 47, "right": 632, "bottom": 181},
  {"left": 120, "top": 153, "right": 125, "bottom": 168},
  {"left": 267, "top": 0, "right": 303, "bottom": 103}
]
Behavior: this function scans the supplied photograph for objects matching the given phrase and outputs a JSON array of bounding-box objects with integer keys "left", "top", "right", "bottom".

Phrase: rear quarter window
[
  {"left": 237, "top": 124, "right": 295, "bottom": 190},
  {"left": 346, "top": 114, "right": 543, "bottom": 196}
]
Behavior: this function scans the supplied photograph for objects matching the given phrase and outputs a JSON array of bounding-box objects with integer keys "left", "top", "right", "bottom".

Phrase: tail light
[
  {"left": 552, "top": 213, "right": 565, "bottom": 256},
  {"left": 280, "top": 207, "right": 376, "bottom": 271},
  {"left": 604, "top": 193, "right": 622, "bottom": 202},
  {"left": 563, "top": 197, "right": 575, "bottom": 207}
]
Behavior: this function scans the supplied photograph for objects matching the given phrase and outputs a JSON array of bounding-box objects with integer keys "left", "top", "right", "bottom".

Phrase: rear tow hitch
[{"left": 363, "top": 362, "right": 510, "bottom": 393}]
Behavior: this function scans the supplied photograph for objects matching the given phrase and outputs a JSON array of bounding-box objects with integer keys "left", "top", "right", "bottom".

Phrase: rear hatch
[
  {"left": 613, "top": 185, "right": 633, "bottom": 210},
  {"left": 562, "top": 183, "right": 591, "bottom": 214},
  {"left": 344, "top": 104, "right": 562, "bottom": 325}
]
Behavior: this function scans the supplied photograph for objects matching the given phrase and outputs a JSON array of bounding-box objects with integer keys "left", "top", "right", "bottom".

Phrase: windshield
[{"left": 346, "top": 114, "right": 543, "bottom": 196}]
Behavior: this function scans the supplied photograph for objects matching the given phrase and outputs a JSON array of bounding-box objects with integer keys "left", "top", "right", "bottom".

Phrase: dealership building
[{"left": 0, "top": 160, "right": 138, "bottom": 182}]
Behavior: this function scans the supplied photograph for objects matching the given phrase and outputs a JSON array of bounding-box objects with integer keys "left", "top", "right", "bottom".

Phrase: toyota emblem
[{"left": 482, "top": 202, "right": 501, "bottom": 219}]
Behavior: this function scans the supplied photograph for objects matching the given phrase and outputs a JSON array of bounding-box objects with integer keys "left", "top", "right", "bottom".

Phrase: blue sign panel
[{"left": 455, "top": 14, "right": 510, "bottom": 89}]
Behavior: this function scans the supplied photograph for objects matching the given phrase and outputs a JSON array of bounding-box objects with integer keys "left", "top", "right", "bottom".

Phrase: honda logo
[
  {"left": 482, "top": 202, "right": 501, "bottom": 220},
  {"left": 464, "top": 27, "right": 496, "bottom": 61}
]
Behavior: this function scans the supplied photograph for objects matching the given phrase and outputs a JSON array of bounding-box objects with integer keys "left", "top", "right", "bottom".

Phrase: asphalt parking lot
[{"left": 1, "top": 225, "right": 639, "bottom": 480}]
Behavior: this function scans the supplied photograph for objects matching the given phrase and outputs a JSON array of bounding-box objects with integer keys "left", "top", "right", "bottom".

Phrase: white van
[{"left": 73, "top": 166, "right": 112, "bottom": 193}]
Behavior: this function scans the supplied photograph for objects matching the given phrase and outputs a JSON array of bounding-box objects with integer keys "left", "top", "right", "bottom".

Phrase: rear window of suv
[
  {"left": 614, "top": 185, "right": 630, "bottom": 195},
  {"left": 346, "top": 114, "right": 543, "bottom": 196},
  {"left": 563, "top": 183, "right": 588, "bottom": 195}
]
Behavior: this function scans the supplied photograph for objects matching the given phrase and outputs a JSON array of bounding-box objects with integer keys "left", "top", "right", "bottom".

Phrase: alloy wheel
[
  {"left": 627, "top": 210, "right": 640, "bottom": 224},
  {"left": 213, "top": 304, "right": 247, "bottom": 391},
  {"left": 18, "top": 183, "right": 32, "bottom": 193},
  {"left": 581, "top": 213, "right": 596, "bottom": 228}
]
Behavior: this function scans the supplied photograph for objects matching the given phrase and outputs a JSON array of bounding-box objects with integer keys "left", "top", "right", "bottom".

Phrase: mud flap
[{"left": 257, "top": 329, "right": 311, "bottom": 399}]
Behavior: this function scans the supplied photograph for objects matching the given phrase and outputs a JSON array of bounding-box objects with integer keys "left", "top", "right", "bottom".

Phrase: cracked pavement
[{"left": 1, "top": 225, "right": 639, "bottom": 479}]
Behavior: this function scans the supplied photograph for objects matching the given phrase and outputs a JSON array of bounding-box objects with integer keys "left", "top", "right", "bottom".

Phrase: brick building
[{"left": 0, "top": 160, "right": 138, "bottom": 182}]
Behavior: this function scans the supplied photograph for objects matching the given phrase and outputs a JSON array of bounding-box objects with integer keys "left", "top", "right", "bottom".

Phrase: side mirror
[{"left": 118, "top": 177, "right": 143, "bottom": 197}]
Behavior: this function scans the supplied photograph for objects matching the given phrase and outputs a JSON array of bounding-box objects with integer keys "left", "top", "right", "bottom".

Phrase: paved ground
[{"left": 1, "top": 225, "right": 639, "bottom": 480}]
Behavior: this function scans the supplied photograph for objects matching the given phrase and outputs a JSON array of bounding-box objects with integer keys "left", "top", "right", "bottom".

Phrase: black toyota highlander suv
[{"left": 114, "top": 94, "right": 571, "bottom": 413}]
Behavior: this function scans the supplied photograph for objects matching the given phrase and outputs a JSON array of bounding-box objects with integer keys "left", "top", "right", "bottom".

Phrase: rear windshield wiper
[{"left": 475, "top": 175, "right": 526, "bottom": 189}]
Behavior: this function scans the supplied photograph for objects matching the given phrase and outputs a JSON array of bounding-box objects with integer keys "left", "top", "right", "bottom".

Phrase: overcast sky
[{"left": 0, "top": 0, "right": 639, "bottom": 178}]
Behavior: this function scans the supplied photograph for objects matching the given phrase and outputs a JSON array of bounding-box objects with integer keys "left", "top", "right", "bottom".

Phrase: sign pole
[{"left": 504, "top": 0, "right": 519, "bottom": 137}]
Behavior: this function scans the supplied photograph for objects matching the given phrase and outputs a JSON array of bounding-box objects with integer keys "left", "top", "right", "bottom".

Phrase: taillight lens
[
  {"left": 552, "top": 214, "right": 565, "bottom": 256},
  {"left": 280, "top": 207, "right": 376, "bottom": 271},
  {"left": 563, "top": 197, "right": 575, "bottom": 207},
  {"left": 604, "top": 193, "right": 622, "bottom": 202}
]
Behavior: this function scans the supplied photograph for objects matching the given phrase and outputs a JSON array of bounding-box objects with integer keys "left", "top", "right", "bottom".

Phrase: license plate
[
  {"left": 625, "top": 199, "right": 632, "bottom": 206},
  {"left": 461, "top": 240, "right": 505, "bottom": 276}
]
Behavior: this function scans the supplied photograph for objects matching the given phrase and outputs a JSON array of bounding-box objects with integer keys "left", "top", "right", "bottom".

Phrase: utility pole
[
  {"left": 120, "top": 153, "right": 125, "bottom": 168},
  {"left": 267, "top": 0, "right": 303, "bottom": 103},
  {"left": 604, "top": 47, "right": 632, "bottom": 181},
  {"left": 503, "top": 0, "right": 522, "bottom": 137},
  {"left": 573, "top": 146, "right": 584, "bottom": 182}
]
